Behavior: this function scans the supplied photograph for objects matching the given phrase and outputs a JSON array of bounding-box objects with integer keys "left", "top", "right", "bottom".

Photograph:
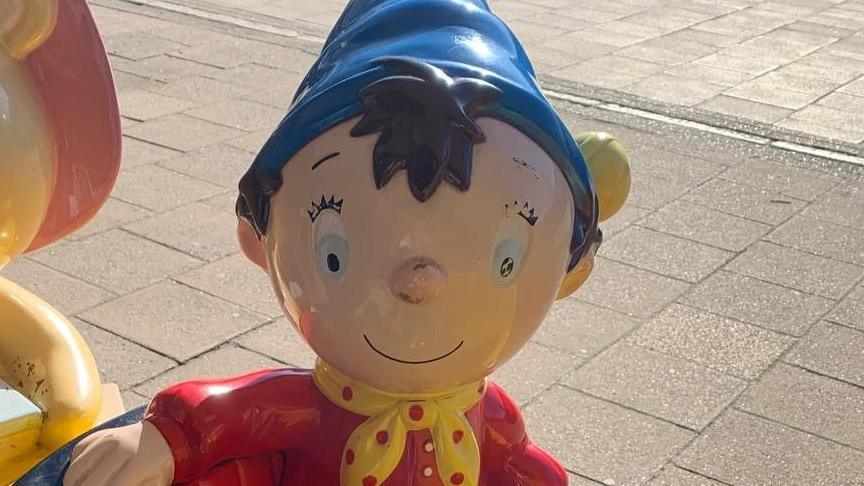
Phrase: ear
[
  {"left": 237, "top": 218, "right": 267, "bottom": 271},
  {"left": 1, "top": 0, "right": 57, "bottom": 59},
  {"left": 576, "top": 132, "right": 630, "bottom": 222},
  {"left": 556, "top": 248, "right": 595, "bottom": 300}
]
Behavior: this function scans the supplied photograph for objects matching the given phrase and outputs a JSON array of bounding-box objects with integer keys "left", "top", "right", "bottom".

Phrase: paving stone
[
  {"left": 535, "top": 297, "right": 639, "bottom": 359},
  {"left": 567, "top": 472, "right": 604, "bottom": 486},
  {"left": 104, "top": 32, "right": 186, "bottom": 61},
  {"left": 682, "top": 178, "right": 804, "bottom": 226},
  {"left": 626, "top": 173, "right": 689, "bottom": 210},
  {"left": 550, "top": 65, "right": 648, "bottom": 89},
  {"left": 647, "top": 467, "right": 725, "bottom": 486},
  {"left": 802, "top": 181, "right": 864, "bottom": 229},
  {"left": 121, "top": 137, "right": 182, "bottom": 168},
  {"left": 112, "top": 164, "right": 224, "bottom": 212},
  {"left": 242, "top": 83, "right": 302, "bottom": 108},
  {"left": 816, "top": 92, "right": 864, "bottom": 114},
  {"left": 69, "top": 198, "right": 152, "bottom": 240},
  {"left": 576, "top": 258, "right": 691, "bottom": 318},
  {"left": 121, "top": 390, "right": 151, "bottom": 410},
  {"left": 827, "top": 286, "right": 864, "bottom": 331},
  {"left": 784, "top": 20, "right": 858, "bottom": 40},
  {"left": 209, "top": 62, "right": 300, "bottom": 90},
  {"left": 677, "top": 410, "right": 864, "bottom": 486},
  {"left": 839, "top": 76, "right": 864, "bottom": 97},
  {"left": 568, "top": 343, "right": 745, "bottom": 430},
  {"left": 785, "top": 321, "right": 864, "bottom": 388},
  {"left": 725, "top": 82, "right": 823, "bottom": 110},
  {"left": 73, "top": 318, "right": 175, "bottom": 390},
  {"left": 176, "top": 253, "right": 283, "bottom": 318},
  {"left": 601, "top": 204, "right": 650, "bottom": 240},
  {"left": 767, "top": 215, "right": 864, "bottom": 266},
  {"left": 640, "top": 200, "right": 770, "bottom": 251},
  {"left": 233, "top": 318, "right": 316, "bottom": 367},
  {"left": 31, "top": 230, "right": 201, "bottom": 294},
  {"left": 631, "top": 146, "right": 726, "bottom": 184},
  {"left": 185, "top": 99, "right": 285, "bottom": 132},
  {"left": 682, "top": 271, "right": 834, "bottom": 337},
  {"left": 159, "top": 143, "right": 253, "bottom": 188},
  {"left": 624, "top": 75, "right": 728, "bottom": 106},
  {"left": 721, "top": 158, "right": 840, "bottom": 201},
  {"left": 223, "top": 128, "right": 273, "bottom": 153},
  {"left": 628, "top": 304, "right": 793, "bottom": 379},
  {"left": 493, "top": 341, "right": 578, "bottom": 406},
  {"left": 780, "top": 105, "right": 864, "bottom": 141},
  {"left": 693, "top": 53, "right": 781, "bottom": 76},
  {"left": 737, "top": 363, "right": 864, "bottom": 450},
  {"left": 116, "top": 55, "right": 221, "bottom": 83},
  {"left": 523, "top": 386, "right": 694, "bottom": 486},
  {"left": 125, "top": 114, "right": 246, "bottom": 152},
  {"left": 775, "top": 115, "right": 864, "bottom": 144},
  {"left": 727, "top": 242, "right": 863, "bottom": 299},
  {"left": 0, "top": 259, "right": 115, "bottom": 315},
  {"left": 135, "top": 345, "right": 281, "bottom": 398},
  {"left": 200, "top": 191, "right": 239, "bottom": 215},
  {"left": 119, "top": 90, "right": 197, "bottom": 121},
  {"left": 699, "top": 95, "right": 794, "bottom": 123},
  {"left": 668, "top": 65, "right": 754, "bottom": 88},
  {"left": 172, "top": 39, "right": 271, "bottom": 68},
  {"left": 154, "top": 76, "right": 254, "bottom": 104},
  {"left": 144, "top": 23, "right": 234, "bottom": 48},
  {"left": 112, "top": 71, "right": 166, "bottom": 94},
  {"left": 600, "top": 227, "right": 732, "bottom": 283},
  {"left": 123, "top": 202, "right": 238, "bottom": 262},
  {"left": 81, "top": 280, "right": 268, "bottom": 362},
  {"left": 774, "top": 61, "right": 861, "bottom": 85}
]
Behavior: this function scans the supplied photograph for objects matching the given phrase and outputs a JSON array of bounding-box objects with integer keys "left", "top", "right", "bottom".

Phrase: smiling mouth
[{"left": 363, "top": 335, "right": 464, "bottom": 364}]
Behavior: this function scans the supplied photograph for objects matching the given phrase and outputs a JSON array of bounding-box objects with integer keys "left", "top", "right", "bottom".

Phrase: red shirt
[{"left": 145, "top": 368, "right": 567, "bottom": 486}]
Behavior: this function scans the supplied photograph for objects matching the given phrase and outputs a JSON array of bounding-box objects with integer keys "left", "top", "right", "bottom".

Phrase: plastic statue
[
  {"left": 65, "top": 0, "right": 631, "bottom": 485},
  {"left": 0, "top": 0, "right": 123, "bottom": 483}
]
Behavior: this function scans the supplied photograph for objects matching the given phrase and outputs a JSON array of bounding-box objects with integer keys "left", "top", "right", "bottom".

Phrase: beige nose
[{"left": 388, "top": 257, "right": 447, "bottom": 304}]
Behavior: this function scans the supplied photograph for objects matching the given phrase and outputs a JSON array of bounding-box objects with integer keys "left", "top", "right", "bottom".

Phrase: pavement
[{"left": 7, "top": 0, "right": 864, "bottom": 484}]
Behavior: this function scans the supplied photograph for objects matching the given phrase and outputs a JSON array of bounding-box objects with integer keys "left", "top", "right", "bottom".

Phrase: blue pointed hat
[{"left": 252, "top": 0, "right": 599, "bottom": 264}]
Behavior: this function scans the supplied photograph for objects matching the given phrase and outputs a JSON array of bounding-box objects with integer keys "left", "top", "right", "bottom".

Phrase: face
[{"left": 265, "top": 117, "right": 575, "bottom": 393}]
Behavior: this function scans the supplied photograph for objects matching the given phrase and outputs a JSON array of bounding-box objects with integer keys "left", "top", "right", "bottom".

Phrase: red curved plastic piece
[{"left": 22, "top": 0, "right": 121, "bottom": 252}]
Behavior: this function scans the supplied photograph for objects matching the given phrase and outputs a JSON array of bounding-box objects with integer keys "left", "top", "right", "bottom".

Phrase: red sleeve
[
  {"left": 480, "top": 383, "right": 568, "bottom": 486},
  {"left": 144, "top": 368, "right": 321, "bottom": 484}
]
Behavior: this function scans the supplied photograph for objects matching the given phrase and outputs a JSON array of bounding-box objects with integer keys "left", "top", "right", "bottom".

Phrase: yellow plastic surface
[
  {"left": 0, "top": 0, "right": 58, "bottom": 59},
  {"left": 576, "top": 132, "right": 631, "bottom": 222}
]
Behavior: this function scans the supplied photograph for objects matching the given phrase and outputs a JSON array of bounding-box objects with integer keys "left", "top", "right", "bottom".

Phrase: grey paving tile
[
  {"left": 112, "top": 71, "right": 165, "bottom": 94},
  {"left": 567, "top": 343, "right": 745, "bottom": 430},
  {"left": 628, "top": 304, "right": 794, "bottom": 379},
  {"left": 631, "top": 146, "right": 726, "bottom": 184},
  {"left": 185, "top": 99, "right": 285, "bottom": 132},
  {"left": 222, "top": 128, "right": 272, "bottom": 153},
  {"left": 666, "top": 64, "right": 754, "bottom": 88},
  {"left": 81, "top": 280, "right": 268, "bottom": 362},
  {"left": 567, "top": 472, "right": 604, "bottom": 486},
  {"left": 802, "top": 181, "right": 864, "bottom": 229},
  {"left": 121, "top": 137, "right": 181, "bottom": 168},
  {"left": 208, "top": 62, "right": 300, "bottom": 90},
  {"left": 112, "top": 164, "right": 224, "bottom": 212},
  {"left": 720, "top": 158, "right": 840, "bottom": 201},
  {"left": 640, "top": 200, "right": 771, "bottom": 251},
  {"left": 159, "top": 143, "right": 253, "bottom": 188},
  {"left": 153, "top": 75, "right": 255, "bottom": 104},
  {"left": 233, "top": 318, "right": 316, "bottom": 367},
  {"left": 125, "top": 114, "right": 246, "bottom": 152},
  {"left": 135, "top": 345, "right": 281, "bottom": 398},
  {"left": 682, "top": 271, "right": 834, "bottom": 337},
  {"left": 840, "top": 76, "right": 864, "bottom": 97},
  {"left": 599, "top": 227, "right": 732, "bottom": 283},
  {"left": 123, "top": 202, "right": 238, "bottom": 262},
  {"left": 600, "top": 204, "right": 651, "bottom": 241},
  {"left": 73, "top": 318, "right": 175, "bottom": 390},
  {"left": 624, "top": 75, "right": 728, "bottom": 106},
  {"left": 816, "top": 91, "right": 864, "bottom": 113},
  {"left": 118, "top": 90, "right": 196, "bottom": 121},
  {"left": 105, "top": 32, "right": 186, "bottom": 61},
  {"left": 693, "top": 53, "right": 781, "bottom": 76},
  {"left": 121, "top": 390, "right": 151, "bottom": 410},
  {"left": 176, "top": 253, "right": 283, "bottom": 318},
  {"left": 827, "top": 286, "right": 864, "bottom": 331},
  {"left": 524, "top": 386, "right": 694, "bottom": 486},
  {"left": 699, "top": 94, "right": 793, "bottom": 123},
  {"left": 199, "top": 191, "right": 238, "bottom": 215},
  {"left": 779, "top": 105, "right": 864, "bottom": 143},
  {"left": 774, "top": 61, "right": 861, "bottom": 85},
  {"left": 69, "top": 198, "right": 152, "bottom": 240},
  {"left": 682, "top": 178, "right": 806, "bottom": 225},
  {"left": 31, "top": 230, "right": 201, "bottom": 294},
  {"left": 737, "top": 363, "right": 864, "bottom": 450},
  {"left": 576, "top": 258, "right": 691, "bottom": 318},
  {"left": 550, "top": 65, "right": 647, "bottom": 89},
  {"left": 1, "top": 259, "right": 115, "bottom": 315},
  {"left": 116, "top": 55, "right": 221, "bottom": 83},
  {"left": 776, "top": 115, "right": 864, "bottom": 144},
  {"left": 767, "top": 215, "right": 864, "bottom": 266},
  {"left": 727, "top": 242, "right": 863, "bottom": 299},
  {"left": 647, "top": 466, "right": 725, "bottom": 486},
  {"left": 785, "top": 321, "right": 864, "bottom": 388},
  {"left": 535, "top": 298, "right": 640, "bottom": 359},
  {"left": 677, "top": 410, "right": 864, "bottom": 486},
  {"left": 784, "top": 20, "right": 858, "bottom": 39},
  {"left": 493, "top": 341, "right": 578, "bottom": 406},
  {"left": 627, "top": 173, "right": 690, "bottom": 210}
]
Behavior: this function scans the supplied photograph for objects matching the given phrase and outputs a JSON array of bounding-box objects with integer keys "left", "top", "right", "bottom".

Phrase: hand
[{"left": 64, "top": 421, "right": 174, "bottom": 486}]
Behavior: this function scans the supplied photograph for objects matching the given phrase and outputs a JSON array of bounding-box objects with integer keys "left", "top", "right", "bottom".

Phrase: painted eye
[
  {"left": 491, "top": 238, "right": 524, "bottom": 285},
  {"left": 314, "top": 210, "right": 349, "bottom": 279}
]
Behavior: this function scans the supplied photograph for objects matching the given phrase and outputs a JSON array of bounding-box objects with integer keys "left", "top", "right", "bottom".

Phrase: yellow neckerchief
[{"left": 313, "top": 360, "right": 485, "bottom": 486}]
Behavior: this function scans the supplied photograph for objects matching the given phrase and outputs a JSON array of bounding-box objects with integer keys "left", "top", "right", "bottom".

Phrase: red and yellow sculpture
[{"left": 0, "top": 1, "right": 122, "bottom": 483}]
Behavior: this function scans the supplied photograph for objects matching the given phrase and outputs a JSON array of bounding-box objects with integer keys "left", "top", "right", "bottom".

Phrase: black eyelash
[
  {"left": 308, "top": 195, "right": 344, "bottom": 222},
  {"left": 506, "top": 200, "right": 538, "bottom": 226}
]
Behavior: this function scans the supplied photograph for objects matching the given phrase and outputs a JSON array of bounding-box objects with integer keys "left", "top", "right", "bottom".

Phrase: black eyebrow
[
  {"left": 311, "top": 152, "right": 341, "bottom": 170},
  {"left": 512, "top": 157, "right": 541, "bottom": 180}
]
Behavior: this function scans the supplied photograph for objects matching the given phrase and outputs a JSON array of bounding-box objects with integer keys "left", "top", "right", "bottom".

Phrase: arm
[
  {"left": 481, "top": 383, "right": 568, "bottom": 486},
  {"left": 144, "top": 368, "right": 319, "bottom": 483}
]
